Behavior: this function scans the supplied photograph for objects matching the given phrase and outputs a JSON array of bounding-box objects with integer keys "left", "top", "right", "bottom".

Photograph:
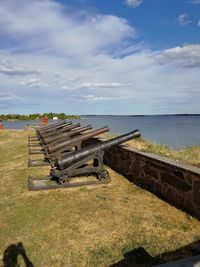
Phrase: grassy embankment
[
  {"left": 102, "top": 133, "right": 200, "bottom": 168},
  {"left": 0, "top": 130, "right": 200, "bottom": 267}
]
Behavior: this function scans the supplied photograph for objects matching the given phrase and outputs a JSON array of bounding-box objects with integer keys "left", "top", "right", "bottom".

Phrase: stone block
[
  {"left": 161, "top": 172, "right": 191, "bottom": 192},
  {"left": 163, "top": 186, "right": 185, "bottom": 207},
  {"left": 139, "top": 176, "right": 155, "bottom": 189},
  {"left": 154, "top": 181, "right": 163, "bottom": 195},
  {"left": 183, "top": 173, "right": 195, "bottom": 185},
  {"left": 193, "top": 180, "right": 200, "bottom": 207},
  {"left": 173, "top": 170, "right": 184, "bottom": 180},
  {"left": 144, "top": 166, "right": 159, "bottom": 179}
]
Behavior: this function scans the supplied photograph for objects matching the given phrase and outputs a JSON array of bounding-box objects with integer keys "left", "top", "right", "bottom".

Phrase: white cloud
[
  {"left": 0, "top": 93, "right": 23, "bottom": 101},
  {"left": 0, "top": 58, "right": 41, "bottom": 76},
  {"left": 74, "top": 94, "right": 128, "bottom": 103},
  {"left": 198, "top": 20, "right": 200, "bottom": 26},
  {"left": 78, "top": 94, "right": 109, "bottom": 102},
  {"left": 156, "top": 44, "right": 200, "bottom": 67},
  {"left": 0, "top": 0, "right": 199, "bottom": 114},
  {"left": 189, "top": 0, "right": 200, "bottom": 3},
  {"left": 176, "top": 14, "right": 191, "bottom": 26},
  {"left": 20, "top": 78, "right": 49, "bottom": 88},
  {"left": 0, "top": 0, "right": 134, "bottom": 56},
  {"left": 61, "top": 85, "right": 69, "bottom": 90},
  {"left": 125, "top": 0, "right": 143, "bottom": 8},
  {"left": 76, "top": 82, "right": 132, "bottom": 90}
]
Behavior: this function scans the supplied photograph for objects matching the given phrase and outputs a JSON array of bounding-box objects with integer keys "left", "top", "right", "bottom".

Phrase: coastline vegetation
[
  {"left": 0, "top": 129, "right": 200, "bottom": 266},
  {"left": 0, "top": 113, "right": 80, "bottom": 121}
]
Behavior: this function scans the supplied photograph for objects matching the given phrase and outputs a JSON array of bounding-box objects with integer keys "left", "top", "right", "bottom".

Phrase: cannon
[
  {"left": 29, "top": 123, "right": 81, "bottom": 148},
  {"left": 37, "top": 121, "right": 73, "bottom": 137},
  {"left": 28, "top": 123, "right": 81, "bottom": 149},
  {"left": 37, "top": 121, "right": 71, "bottom": 134},
  {"left": 29, "top": 126, "right": 109, "bottom": 156},
  {"left": 29, "top": 121, "right": 72, "bottom": 142},
  {"left": 28, "top": 125, "right": 93, "bottom": 167},
  {"left": 28, "top": 129, "right": 141, "bottom": 191},
  {"left": 37, "top": 120, "right": 68, "bottom": 131},
  {"left": 45, "top": 126, "right": 109, "bottom": 157},
  {"left": 40, "top": 123, "right": 81, "bottom": 139},
  {"left": 30, "top": 121, "right": 67, "bottom": 136},
  {"left": 44, "top": 125, "right": 93, "bottom": 145}
]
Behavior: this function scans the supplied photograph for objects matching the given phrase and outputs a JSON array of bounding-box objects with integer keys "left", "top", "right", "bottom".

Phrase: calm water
[{"left": 3, "top": 115, "right": 200, "bottom": 149}]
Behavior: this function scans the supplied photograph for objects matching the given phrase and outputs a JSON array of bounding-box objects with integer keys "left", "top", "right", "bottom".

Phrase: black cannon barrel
[
  {"left": 47, "top": 126, "right": 109, "bottom": 154},
  {"left": 37, "top": 121, "right": 67, "bottom": 131},
  {"left": 41, "top": 123, "right": 80, "bottom": 138},
  {"left": 44, "top": 125, "right": 93, "bottom": 144},
  {"left": 55, "top": 129, "right": 141, "bottom": 170},
  {"left": 38, "top": 121, "right": 72, "bottom": 135},
  {"left": 42, "top": 123, "right": 81, "bottom": 139},
  {"left": 37, "top": 123, "right": 71, "bottom": 137},
  {"left": 35, "top": 122, "right": 63, "bottom": 133},
  {"left": 37, "top": 121, "right": 69, "bottom": 133}
]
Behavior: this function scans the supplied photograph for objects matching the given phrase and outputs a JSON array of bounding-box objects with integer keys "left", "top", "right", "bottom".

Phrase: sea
[{"left": 2, "top": 115, "right": 200, "bottom": 149}]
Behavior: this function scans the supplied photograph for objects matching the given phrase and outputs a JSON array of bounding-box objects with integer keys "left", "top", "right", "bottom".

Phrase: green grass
[{"left": 0, "top": 130, "right": 200, "bottom": 267}]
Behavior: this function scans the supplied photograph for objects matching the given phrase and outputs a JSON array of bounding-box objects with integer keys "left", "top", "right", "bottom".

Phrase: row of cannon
[{"left": 28, "top": 120, "right": 141, "bottom": 190}]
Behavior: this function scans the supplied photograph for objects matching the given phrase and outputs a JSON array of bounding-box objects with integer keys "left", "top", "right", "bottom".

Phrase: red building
[
  {"left": 42, "top": 116, "right": 48, "bottom": 126},
  {"left": 0, "top": 120, "right": 4, "bottom": 130}
]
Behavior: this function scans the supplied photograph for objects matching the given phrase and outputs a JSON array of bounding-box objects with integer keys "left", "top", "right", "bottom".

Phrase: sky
[{"left": 0, "top": 0, "right": 199, "bottom": 115}]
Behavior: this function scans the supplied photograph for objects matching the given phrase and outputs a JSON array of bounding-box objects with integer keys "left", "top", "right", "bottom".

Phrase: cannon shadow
[
  {"left": 2, "top": 242, "right": 34, "bottom": 267},
  {"left": 110, "top": 240, "right": 200, "bottom": 267}
]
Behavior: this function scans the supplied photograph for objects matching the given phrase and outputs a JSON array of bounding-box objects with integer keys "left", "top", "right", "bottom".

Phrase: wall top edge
[
  {"left": 123, "top": 145, "right": 200, "bottom": 175},
  {"left": 92, "top": 137, "right": 200, "bottom": 175}
]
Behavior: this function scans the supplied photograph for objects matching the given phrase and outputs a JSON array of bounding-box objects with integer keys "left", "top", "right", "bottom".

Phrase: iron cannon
[
  {"left": 37, "top": 121, "right": 73, "bottom": 137},
  {"left": 44, "top": 125, "right": 93, "bottom": 145},
  {"left": 28, "top": 129, "right": 141, "bottom": 190},
  {"left": 46, "top": 126, "right": 109, "bottom": 156},
  {"left": 29, "top": 123, "right": 81, "bottom": 150},
  {"left": 41, "top": 123, "right": 81, "bottom": 139}
]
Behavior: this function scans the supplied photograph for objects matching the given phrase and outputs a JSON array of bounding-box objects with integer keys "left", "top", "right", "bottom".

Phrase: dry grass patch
[{"left": 0, "top": 130, "right": 200, "bottom": 267}]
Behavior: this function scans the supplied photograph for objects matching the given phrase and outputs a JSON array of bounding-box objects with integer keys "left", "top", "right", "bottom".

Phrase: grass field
[{"left": 0, "top": 130, "right": 200, "bottom": 267}]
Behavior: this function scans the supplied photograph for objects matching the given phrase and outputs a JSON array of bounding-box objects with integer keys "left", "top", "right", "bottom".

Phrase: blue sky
[{"left": 0, "top": 0, "right": 199, "bottom": 115}]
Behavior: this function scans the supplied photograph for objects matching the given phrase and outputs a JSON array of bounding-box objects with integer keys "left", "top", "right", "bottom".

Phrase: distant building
[
  {"left": 42, "top": 116, "right": 48, "bottom": 125},
  {"left": 53, "top": 117, "right": 58, "bottom": 120},
  {"left": 0, "top": 120, "right": 4, "bottom": 130}
]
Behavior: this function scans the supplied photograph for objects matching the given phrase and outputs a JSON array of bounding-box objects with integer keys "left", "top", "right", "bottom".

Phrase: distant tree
[{"left": 0, "top": 113, "right": 80, "bottom": 120}]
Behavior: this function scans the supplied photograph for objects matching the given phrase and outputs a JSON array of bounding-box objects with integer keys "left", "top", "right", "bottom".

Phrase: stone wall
[{"left": 87, "top": 138, "right": 200, "bottom": 219}]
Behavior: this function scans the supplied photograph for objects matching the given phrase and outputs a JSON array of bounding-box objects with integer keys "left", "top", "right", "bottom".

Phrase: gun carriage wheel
[
  {"left": 59, "top": 174, "right": 71, "bottom": 184},
  {"left": 97, "top": 170, "right": 109, "bottom": 181}
]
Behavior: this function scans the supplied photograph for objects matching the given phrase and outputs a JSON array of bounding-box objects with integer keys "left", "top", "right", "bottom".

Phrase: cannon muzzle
[
  {"left": 55, "top": 129, "right": 141, "bottom": 170},
  {"left": 37, "top": 122, "right": 72, "bottom": 136},
  {"left": 37, "top": 121, "right": 68, "bottom": 131},
  {"left": 37, "top": 121, "right": 70, "bottom": 133},
  {"left": 47, "top": 126, "right": 109, "bottom": 154},
  {"left": 44, "top": 125, "right": 93, "bottom": 144},
  {"left": 41, "top": 123, "right": 81, "bottom": 139}
]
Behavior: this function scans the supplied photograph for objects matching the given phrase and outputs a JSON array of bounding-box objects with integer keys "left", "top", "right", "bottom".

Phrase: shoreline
[{"left": 1, "top": 114, "right": 200, "bottom": 121}]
